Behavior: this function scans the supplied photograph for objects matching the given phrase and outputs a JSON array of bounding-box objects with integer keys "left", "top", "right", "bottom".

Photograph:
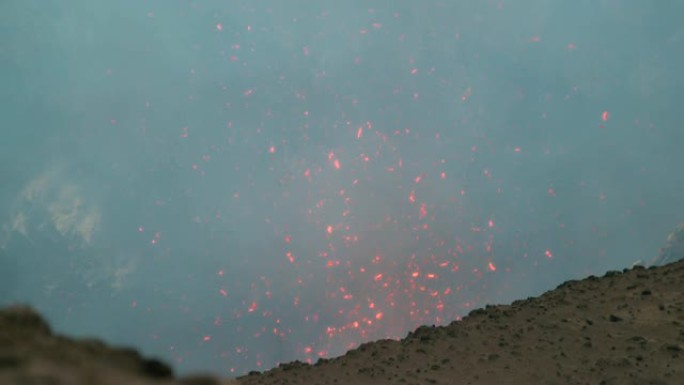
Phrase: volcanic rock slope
[
  {"left": 0, "top": 305, "right": 224, "bottom": 385},
  {"left": 237, "top": 261, "right": 684, "bottom": 385},
  {"left": 1, "top": 260, "right": 683, "bottom": 385}
]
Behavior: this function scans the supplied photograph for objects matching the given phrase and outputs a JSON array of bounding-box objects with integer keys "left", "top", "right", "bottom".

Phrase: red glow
[
  {"left": 601, "top": 111, "right": 610, "bottom": 121},
  {"left": 182, "top": 109, "right": 579, "bottom": 375},
  {"left": 247, "top": 302, "right": 258, "bottom": 313}
]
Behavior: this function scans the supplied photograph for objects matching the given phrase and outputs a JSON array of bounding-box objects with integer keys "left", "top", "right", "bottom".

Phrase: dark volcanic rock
[{"left": 0, "top": 306, "right": 228, "bottom": 385}]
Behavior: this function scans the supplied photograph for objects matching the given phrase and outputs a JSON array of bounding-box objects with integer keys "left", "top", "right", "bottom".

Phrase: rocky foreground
[
  {"left": 2, "top": 260, "right": 683, "bottom": 385},
  {"left": 0, "top": 304, "right": 226, "bottom": 385}
]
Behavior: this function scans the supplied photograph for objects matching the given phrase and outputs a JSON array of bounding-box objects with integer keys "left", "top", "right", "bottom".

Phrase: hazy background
[{"left": 1, "top": 0, "right": 683, "bottom": 377}]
